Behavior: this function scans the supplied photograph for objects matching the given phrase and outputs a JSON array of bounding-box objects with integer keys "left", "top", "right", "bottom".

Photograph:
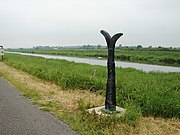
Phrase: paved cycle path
[{"left": 0, "top": 77, "right": 79, "bottom": 135}]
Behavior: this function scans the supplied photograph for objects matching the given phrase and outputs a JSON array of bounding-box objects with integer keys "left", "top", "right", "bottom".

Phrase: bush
[{"left": 163, "top": 58, "right": 176, "bottom": 64}]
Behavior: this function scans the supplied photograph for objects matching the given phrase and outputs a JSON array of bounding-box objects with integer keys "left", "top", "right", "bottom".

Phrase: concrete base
[{"left": 87, "top": 106, "right": 125, "bottom": 116}]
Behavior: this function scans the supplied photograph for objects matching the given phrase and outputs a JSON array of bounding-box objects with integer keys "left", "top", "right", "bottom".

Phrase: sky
[{"left": 0, "top": 0, "right": 180, "bottom": 48}]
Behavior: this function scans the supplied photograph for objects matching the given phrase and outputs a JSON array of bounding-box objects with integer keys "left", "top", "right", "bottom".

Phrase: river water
[{"left": 7, "top": 52, "right": 180, "bottom": 73}]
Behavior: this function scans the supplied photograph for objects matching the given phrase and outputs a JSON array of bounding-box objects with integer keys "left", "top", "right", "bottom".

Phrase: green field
[{"left": 8, "top": 48, "right": 180, "bottom": 67}]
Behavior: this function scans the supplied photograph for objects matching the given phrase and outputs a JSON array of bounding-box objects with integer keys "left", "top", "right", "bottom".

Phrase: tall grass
[{"left": 4, "top": 53, "right": 180, "bottom": 118}]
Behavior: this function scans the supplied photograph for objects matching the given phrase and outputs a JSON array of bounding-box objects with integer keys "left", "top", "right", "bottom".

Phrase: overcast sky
[{"left": 0, "top": 0, "right": 180, "bottom": 48}]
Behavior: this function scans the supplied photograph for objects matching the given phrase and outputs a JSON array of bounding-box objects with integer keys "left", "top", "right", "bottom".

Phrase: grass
[
  {"left": 0, "top": 54, "right": 180, "bottom": 134},
  {"left": 3, "top": 53, "right": 180, "bottom": 118}
]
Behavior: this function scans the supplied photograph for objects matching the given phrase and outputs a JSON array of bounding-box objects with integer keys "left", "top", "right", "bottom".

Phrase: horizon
[
  {"left": 4, "top": 44, "right": 180, "bottom": 49},
  {"left": 1, "top": 0, "right": 180, "bottom": 48}
]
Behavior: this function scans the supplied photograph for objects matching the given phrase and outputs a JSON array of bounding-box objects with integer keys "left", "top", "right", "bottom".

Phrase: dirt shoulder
[{"left": 0, "top": 62, "right": 104, "bottom": 111}]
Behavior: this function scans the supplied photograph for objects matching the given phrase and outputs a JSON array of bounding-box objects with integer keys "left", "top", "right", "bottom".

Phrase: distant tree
[
  {"left": 97, "top": 44, "right": 102, "bottom": 49},
  {"left": 148, "top": 46, "right": 152, "bottom": 48},
  {"left": 137, "top": 45, "right": 143, "bottom": 49},
  {"left": 158, "top": 46, "right": 162, "bottom": 49},
  {"left": 116, "top": 44, "right": 122, "bottom": 49}
]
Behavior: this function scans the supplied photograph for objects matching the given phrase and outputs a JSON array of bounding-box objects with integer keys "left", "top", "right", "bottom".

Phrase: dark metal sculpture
[{"left": 100, "top": 30, "right": 123, "bottom": 111}]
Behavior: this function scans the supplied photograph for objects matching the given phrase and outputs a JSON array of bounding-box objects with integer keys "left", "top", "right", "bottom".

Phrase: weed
[
  {"left": 77, "top": 98, "right": 91, "bottom": 111},
  {"left": 23, "top": 89, "right": 41, "bottom": 101}
]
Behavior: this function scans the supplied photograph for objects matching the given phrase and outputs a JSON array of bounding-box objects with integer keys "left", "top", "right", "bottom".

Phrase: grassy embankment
[
  {"left": 9, "top": 48, "right": 180, "bottom": 67},
  {"left": 0, "top": 53, "right": 180, "bottom": 135}
]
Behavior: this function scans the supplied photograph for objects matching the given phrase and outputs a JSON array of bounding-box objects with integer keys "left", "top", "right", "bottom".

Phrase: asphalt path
[{"left": 0, "top": 77, "right": 79, "bottom": 135}]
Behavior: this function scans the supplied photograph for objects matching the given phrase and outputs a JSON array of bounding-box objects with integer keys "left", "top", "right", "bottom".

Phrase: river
[{"left": 6, "top": 52, "right": 180, "bottom": 73}]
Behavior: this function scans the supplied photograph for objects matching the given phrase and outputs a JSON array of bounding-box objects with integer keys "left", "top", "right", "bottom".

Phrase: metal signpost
[
  {"left": 100, "top": 30, "right": 123, "bottom": 112},
  {"left": 0, "top": 46, "right": 4, "bottom": 60}
]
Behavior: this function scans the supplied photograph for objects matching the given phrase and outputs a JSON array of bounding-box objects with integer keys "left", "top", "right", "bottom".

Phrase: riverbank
[
  {"left": 0, "top": 60, "right": 180, "bottom": 135},
  {"left": 7, "top": 48, "right": 180, "bottom": 67},
  {"left": 6, "top": 51, "right": 180, "bottom": 72}
]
